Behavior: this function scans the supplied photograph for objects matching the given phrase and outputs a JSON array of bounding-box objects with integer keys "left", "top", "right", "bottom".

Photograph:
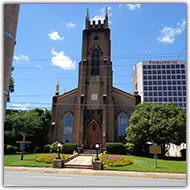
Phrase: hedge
[
  {"left": 105, "top": 142, "right": 125, "bottom": 154},
  {"left": 61, "top": 143, "right": 77, "bottom": 154}
]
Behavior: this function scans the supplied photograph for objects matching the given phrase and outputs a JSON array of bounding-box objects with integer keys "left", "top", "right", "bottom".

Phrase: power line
[
  {"left": 176, "top": 47, "right": 186, "bottom": 60},
  {"left": 13, "top": 52, "right": 186, "bottom": 69}
]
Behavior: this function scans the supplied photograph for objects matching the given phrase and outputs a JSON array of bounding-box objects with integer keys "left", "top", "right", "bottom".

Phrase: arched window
[
  {"left": 118, "top": 113, "right": 128, "bottom": 141},
  {"left": 63, "top": 113, "right": 73, "bottom": 143},
  {"left": 91, "top": 49, "right": 100, "bottom": 76}
]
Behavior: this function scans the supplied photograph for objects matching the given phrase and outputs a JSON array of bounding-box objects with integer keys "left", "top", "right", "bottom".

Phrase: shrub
[
  {"left": 96, "top": 154, "right": 133, "bottom": 167},
  {"left": 34, "top": 146, "right": 42, "bottom": 153},
  {"left": 5, "top": 145, "right": 18, "bottom": 153},
  {"left": 43, "top": 144, "right": 50, "bottom": 153},
  {"left": 36, "top": 154, "right": 70, "bottom": 163},
  {"left": 124, "top": 143, "right": 135, "bottom": 155},
  {"left": 50, "top": 141, "right": 60, "bottom": 152},
  {"left": 61, "top": 143, "right": 77, "bottom": 154},
  {"left": 180, "top": 149, "right": 186, "bottom": 158},
  {"left": 105, "top": 143, "right": 125, "bottom": 154}
]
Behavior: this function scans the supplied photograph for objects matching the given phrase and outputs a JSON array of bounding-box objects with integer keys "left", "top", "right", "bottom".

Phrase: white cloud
[
  {"left": 48, "top": 31, "right": 64, "bottom": 41},
  {"left": 157, "top": 19, "right": 186, "bottom": 44},
  {"left": 66, "top": 22, "right": 76, "bottom": 29},
  {"left": 51, "top": 48, "right": 76, "bottom": 70},
  {"left": 14, "top": 54, "right": 30, "bottom": 63},
  {"left": 36, "top": 65, "right": 42, "bottom": 69},
  {"left": 13, "top": 103, "right": 30, "bottom": 110},
  {"left": 119, "top": 4, "right": 141, "bottom": 11},
  {"left": 91, "top": 7, "right": 112, "bottom": 24}
]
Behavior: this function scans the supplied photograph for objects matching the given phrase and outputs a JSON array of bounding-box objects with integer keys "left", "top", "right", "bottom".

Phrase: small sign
[
  {"left": 149, "top": 143, "right": 162, "bottom": 155},
  {"left": 102, "top": 132, "right": 106, "bottom": 137}
]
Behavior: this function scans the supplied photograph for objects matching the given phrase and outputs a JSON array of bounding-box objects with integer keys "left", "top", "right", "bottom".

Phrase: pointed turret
[
  {"left": 85, "top": 8, "right": 89, "bottom": 29},
  {"left": 55, "top": 79, "right": 59, "bottom": 96},
  {"left": 104, "top": 7, "right": 108, "bottom": 28}
]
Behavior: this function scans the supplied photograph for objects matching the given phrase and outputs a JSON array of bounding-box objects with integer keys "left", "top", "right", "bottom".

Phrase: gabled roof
[
  {"left": 112, "top": 87, "right": 135, "bottom": 100},
  {"left": 57, "top": 88, "right": 78, "bottom": 101}
]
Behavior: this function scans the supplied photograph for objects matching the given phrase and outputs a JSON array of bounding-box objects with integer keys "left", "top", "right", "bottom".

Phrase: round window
[{"left": 93, "top": 36, "right": 99, "bottom": 41}]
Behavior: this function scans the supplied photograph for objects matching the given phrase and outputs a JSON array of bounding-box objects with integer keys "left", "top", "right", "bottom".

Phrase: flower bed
[
  {"left": 36, "top": 154, "right": 69, "bottom": 163},
  {"left": 96, "top": 154, "right": 133, "bottom": 167}
]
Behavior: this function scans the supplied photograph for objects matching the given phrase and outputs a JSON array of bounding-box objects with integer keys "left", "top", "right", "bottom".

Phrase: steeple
[
  {"left": 55, "top": 79, "right": 59, "bottom": 96},
  {"left": 85, "top": 8, "right": 89, "bottom": 29},
  {"left": 104, "top": 7, "right": 108, "bottom": 28}
]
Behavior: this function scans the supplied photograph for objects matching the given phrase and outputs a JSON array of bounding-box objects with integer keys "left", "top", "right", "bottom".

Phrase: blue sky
[{"left": 6, "top": 3, "right": 186, "bottom": 111}]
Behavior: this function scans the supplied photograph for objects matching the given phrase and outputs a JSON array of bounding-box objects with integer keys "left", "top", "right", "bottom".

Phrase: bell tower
[
  {"left": 74, "top": 7, "right": 114, "bottom": 147},
  {"left": 78, "top": 7, "right": 113, "bottom": 107}
]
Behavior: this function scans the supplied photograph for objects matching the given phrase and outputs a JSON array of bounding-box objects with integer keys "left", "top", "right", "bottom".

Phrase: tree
[
  {"left": 126, "top": 102, "right": 186, "bottom": 155},
  {"left": 8, "top": 66, "right": 15, "bottom": 102},
  {"left": 4, "top": 108, "right": 51, "bottom": 151}
]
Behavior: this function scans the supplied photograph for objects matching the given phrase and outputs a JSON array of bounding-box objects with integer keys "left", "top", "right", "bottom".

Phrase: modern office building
[{"left": 132, "top": 60, "right": 186, "bottom": 112}]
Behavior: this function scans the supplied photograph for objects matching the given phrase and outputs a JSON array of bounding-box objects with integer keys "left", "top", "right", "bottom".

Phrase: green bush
[
  {"left": 124, "top": 143, "right": 135, "bottom": 155},
  {"left": 43, "top": 144, "right": 50, "bottom": 153},
  {"left": 61, "top": 143, "right": 77, "bottom": 154},
  {"left": 180, "top": 149, "right": 186, "bottom": 158},
  {"left": 34, "top": 146, "right": 42, "bottom": 153},
  {"left": 5, "top": 145, "right": 18, "bottom": 153},
  {"left": 50, "top": 141, "right": 59, "bottom": 152},
  {"left": 105, "top": 143, "right": 125, "bottom": 154}
]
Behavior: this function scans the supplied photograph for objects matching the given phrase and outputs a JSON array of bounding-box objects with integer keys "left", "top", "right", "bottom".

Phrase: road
[{"left": 4, "top": 171, "right": 186, "bottom": 186}]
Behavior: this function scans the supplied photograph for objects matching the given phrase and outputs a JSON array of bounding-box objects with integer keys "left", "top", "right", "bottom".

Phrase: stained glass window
[
  {"left": 63, "top": 113, "right": 73, "bottom": 143},
  {"left": 118, "top": 113, "right": 127, "bottom": 141}
]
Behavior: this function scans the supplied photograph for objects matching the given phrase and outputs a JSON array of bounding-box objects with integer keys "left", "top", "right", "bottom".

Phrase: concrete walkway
[
  {"left": 64, "top": 155, "right": 93, "bottom": 169},
  {"left": 4, "top": 166, "right": 186, "bottom": 180}
]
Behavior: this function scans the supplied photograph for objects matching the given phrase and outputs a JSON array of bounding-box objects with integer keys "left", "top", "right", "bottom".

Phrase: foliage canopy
[{"left": 126, "top": 102, "right": 186, "bottom": 153}]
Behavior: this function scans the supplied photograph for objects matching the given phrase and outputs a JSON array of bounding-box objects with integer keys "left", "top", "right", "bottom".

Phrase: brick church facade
[{"left": 47, "top": 8, "right": 140, "bottom": 148}]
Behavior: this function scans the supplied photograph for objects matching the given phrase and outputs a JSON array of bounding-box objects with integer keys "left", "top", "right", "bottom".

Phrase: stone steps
[{"left": 64, "top": 164, "right": 92, "bottom": 169}]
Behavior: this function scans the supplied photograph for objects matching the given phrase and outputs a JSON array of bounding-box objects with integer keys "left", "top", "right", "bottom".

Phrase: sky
[{"left": 5, "top": 2, "right": 186, "bottom": 111}]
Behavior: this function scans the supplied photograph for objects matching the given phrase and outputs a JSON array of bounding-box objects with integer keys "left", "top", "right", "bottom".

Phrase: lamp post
[
  {"left": 56, "top": 143, "right": 62, "bottom": 159},
  {"left": 95, "top": 144, "right": 99, "bottom": 161}
]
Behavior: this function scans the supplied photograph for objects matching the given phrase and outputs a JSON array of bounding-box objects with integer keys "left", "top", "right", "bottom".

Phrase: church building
[{"left": 47, "top": 8, "right": 140, "bottom": 148}]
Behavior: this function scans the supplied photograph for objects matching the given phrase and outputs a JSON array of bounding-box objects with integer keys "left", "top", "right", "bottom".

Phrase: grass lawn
[
  {"left": 4, "top": 153, "right": 71, "bottom": 167},
  {"left": 104, "top": 155, "right": 186, "bottom": 173},
  {"left": 4, "top": 154, "right": 186, "bottom": 173}
]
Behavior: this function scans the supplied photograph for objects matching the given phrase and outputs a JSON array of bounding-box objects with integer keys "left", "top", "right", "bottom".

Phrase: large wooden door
[{"left": 86, "top": 120, "right": 100, "bottom": 149}]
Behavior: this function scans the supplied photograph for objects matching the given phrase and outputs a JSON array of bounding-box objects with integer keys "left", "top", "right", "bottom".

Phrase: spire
[
  {"left": 55, "top": 79, "right": 59, "bottom": 96},
  {"left": 104, "top": 7, "right": 108, "bottom": 28},
  {"left": 105, "top": 7, "right": 108, "bottom": 17},
  {"left": 85, "top": 8, "right": 89, "bottom": 29}
]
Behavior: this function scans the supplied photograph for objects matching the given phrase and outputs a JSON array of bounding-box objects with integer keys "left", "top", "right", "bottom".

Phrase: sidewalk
[{"left": 4, "top": 166, "right": 186, "bottom": 180}]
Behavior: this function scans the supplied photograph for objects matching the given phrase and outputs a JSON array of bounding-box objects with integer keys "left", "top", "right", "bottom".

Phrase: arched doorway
[{"left": 86, "top": 120, "right": 101, "bottom": 149}]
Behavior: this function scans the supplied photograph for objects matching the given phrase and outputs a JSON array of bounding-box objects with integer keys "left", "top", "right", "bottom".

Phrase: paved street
[{"left": 4, "top": 171, "right": 186, "bottom": 186}]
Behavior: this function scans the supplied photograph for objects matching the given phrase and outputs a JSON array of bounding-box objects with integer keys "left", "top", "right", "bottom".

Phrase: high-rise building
[{"left": 132, "top": 60, "right": 186, "bottom": 112}]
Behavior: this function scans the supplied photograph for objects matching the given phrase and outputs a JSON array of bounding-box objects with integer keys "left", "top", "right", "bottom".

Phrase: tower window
[{"left": 91, "top": 49, "right": 100, "bottom": 75}]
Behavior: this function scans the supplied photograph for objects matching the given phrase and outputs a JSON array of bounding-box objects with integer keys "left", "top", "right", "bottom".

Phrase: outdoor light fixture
[
  {"left": 56, "top": 143, "right": 62, "bottom": 159},
  {"left": 95, "top": 144, "right": 100, "bottom": 161}
]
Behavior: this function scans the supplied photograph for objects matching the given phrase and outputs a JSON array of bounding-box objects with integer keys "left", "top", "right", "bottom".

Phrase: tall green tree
[
  {"left": 126, "top": 102, "right": 186, "bottom": 155},
  {"left": 4, "top": 109, "right": 51, "bottom": 151}
]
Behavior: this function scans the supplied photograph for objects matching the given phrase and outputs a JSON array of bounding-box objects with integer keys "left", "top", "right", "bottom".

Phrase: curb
[{"left": 4, "top": 166, "right": 186, "bottom": 180}]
